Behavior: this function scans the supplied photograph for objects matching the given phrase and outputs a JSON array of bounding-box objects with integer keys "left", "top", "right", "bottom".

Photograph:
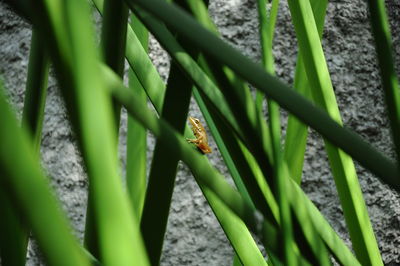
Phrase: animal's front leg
[{"left": 186, "top": 138, "right": 200, "bottom": 144}]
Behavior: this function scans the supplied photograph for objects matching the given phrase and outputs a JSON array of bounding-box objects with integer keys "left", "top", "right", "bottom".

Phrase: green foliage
[
  {"left": 0, "top": 29, "right": 48, "bottom": 266},
  {"left": 0, "top": 0, "right": 398, "bottom": 265},
  {"left": 287, "top": 0, "right": 382, "bottom": 264}
]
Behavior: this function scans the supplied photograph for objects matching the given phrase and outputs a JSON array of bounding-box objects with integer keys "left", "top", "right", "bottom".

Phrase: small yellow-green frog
[{"left": 187, "top": 116, "right": 212, "bottom": 154}]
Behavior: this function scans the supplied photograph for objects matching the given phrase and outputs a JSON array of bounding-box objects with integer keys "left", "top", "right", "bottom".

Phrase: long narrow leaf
[
  {"left": 255, "top": 0, "right": 278, "bottom": 109},
  {"left": 100, "top": 0, "right": 128, "bottom": 126},
  {"left": 92, "top": 0, "right": 167, "bottom": 111},
  {"left": 287, "top": 0, "right": 382, "bottom": 264},
  {"left": 0, "top": 189, "right": 28, "bottom": 266},
  {"left": 140, "top": 62, "right": 193, "bottom": 265},
  {"left": 22, "top": 30, "right": 49, "bottom": 151},
  {"left": 201, "top": 188, "right": 268, "bottom": 266},
  {"left": 126, "top": 13, "right": 149, "bottom": 220},
  {"left": 288, "top": 179, "right": 361, "bottom": 266},
  {"left": 90, "top": 0, "right": 150, "bottom": 222},
  {"left": 22, "top": 0, "right": 150, "bottom": 264},
  {"left": 84, "top": 0, "right": 129, "bottom": 257},
  {"left": 283, "top": 57, "right": 310, "bottom": 183},
  {"left": 367, "top": 0, "right": 400, "bottom": 165},
  {"left": 0, "top": 84, "right": 89, "bottom": 266},
  {"left": 284, "top": 0, "right": 328, "bottom": 183},
  {"left": 193, "top": 88, "right": 255, "bottom": 209},
  {"left": 256, "top": 0, "right": 298, "bottom": 263},
  {"left": 0, "top": 29, "right": 49, "bottom": 266}
]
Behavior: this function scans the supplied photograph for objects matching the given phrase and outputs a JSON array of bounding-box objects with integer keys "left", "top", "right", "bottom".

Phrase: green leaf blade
[{"left": 287, "top": 0, "right": 383, "bottom": 264}]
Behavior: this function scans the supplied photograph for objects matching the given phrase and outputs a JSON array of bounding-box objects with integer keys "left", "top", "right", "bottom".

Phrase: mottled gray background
[{"left": 1, "top": 0, "right": 400, "bottom": 265}]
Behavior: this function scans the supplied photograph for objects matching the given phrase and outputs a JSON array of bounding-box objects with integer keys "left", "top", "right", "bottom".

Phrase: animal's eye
[{"left": 195, "top": 119, "right": 199, "bottom": 124}]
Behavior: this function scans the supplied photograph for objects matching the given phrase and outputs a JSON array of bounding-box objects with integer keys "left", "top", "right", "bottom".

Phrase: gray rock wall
[{"left": 0, "top": 0, "right": 399, "bottom": 265}]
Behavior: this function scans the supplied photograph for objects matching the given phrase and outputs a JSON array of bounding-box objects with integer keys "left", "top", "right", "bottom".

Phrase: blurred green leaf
[
  {"left": 24, "top": 0, "right": 150, "bottom": 264},
  {"left": 0, "top": 29, "right": 49, "bottom": 266},
  {"left": 84, "top": 0, "right": 129, "bottom": 257},
  {"left": 0, "top": 82, "right": 89, "bottom": 266}
]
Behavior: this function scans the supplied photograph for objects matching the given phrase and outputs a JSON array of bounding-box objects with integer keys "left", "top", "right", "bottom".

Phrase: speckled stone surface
[{"left": 0, "top": 0, "right": 399, "bottom": 265}]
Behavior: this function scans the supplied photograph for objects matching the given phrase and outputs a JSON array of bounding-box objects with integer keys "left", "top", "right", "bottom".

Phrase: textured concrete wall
[{"left": 0, "top": 0, "right": 399, "bottom": 265}]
